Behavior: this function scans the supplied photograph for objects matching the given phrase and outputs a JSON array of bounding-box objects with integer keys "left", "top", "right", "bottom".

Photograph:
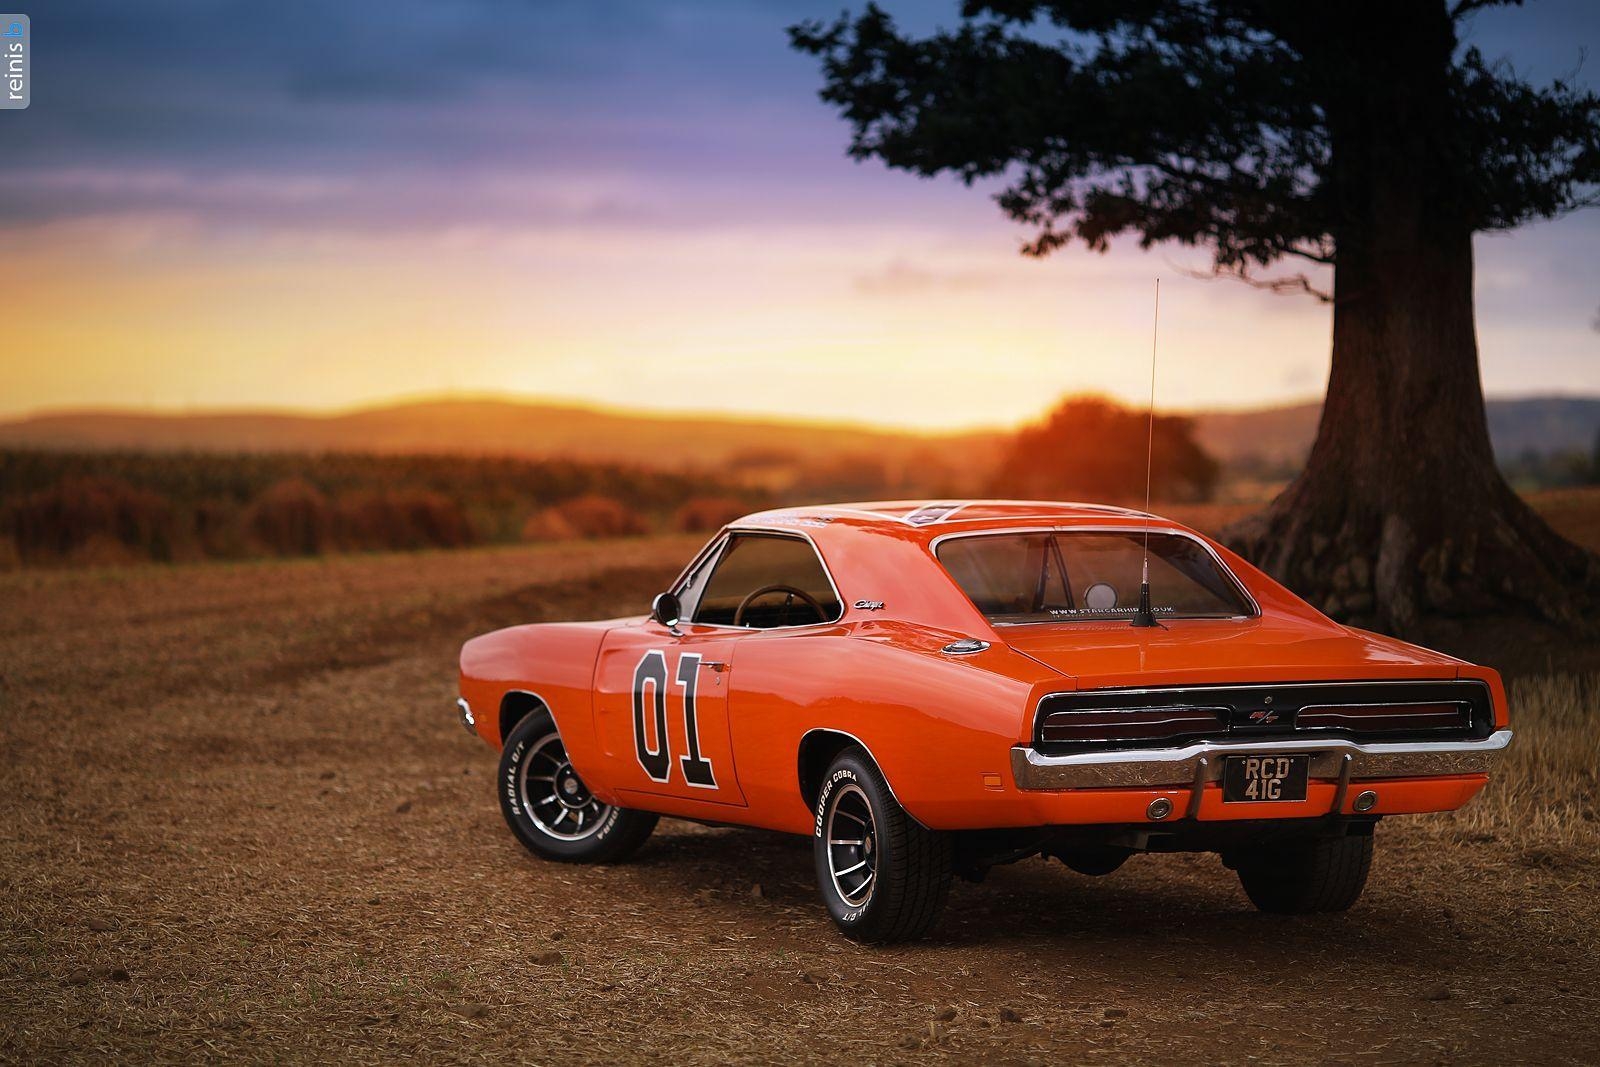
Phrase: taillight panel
[
  {"left": 1038, "top": 706, "right": 1227, "bottom": 746},
  {"left": 1297, "top": 702, "right": 1471, "bottom": 734},
  {"left": 1034, "top": 681, "right": 1494, "bottom": 753}
]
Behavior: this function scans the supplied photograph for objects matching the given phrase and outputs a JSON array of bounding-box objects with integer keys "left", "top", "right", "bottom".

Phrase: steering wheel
[{"left": 733, "top": 584, "right": 827, "bottom": 628}]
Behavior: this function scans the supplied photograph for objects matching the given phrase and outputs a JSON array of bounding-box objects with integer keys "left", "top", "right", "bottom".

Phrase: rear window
[{"left": 936, "top": 531, "right": 1253, "bottom": 624}]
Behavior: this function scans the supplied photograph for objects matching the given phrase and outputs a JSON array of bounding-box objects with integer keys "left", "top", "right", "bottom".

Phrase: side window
[
  {"left": 673, "top": 536, "right": 726, "bottom": 621},
  {"left": 693, "top": 534, "right": 842, "bottom": 628}
]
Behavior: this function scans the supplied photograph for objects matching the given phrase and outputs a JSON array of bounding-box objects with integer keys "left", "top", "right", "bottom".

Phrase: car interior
[
  {"left": 685, "top": 533, "right": 843, "bottom": 628},
  {"left": 937, "top": 531, "right": 1252, "bottom": 621}
]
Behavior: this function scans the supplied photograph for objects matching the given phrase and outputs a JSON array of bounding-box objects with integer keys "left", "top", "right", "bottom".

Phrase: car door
[
  {"left": 593, "top": 621, "right": 747, "bottom": 807},
  {"left": 591, "top": 530, "right": 844, "bottom": 809}
]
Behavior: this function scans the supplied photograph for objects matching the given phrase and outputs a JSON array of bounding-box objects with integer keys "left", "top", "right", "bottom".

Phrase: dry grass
[
  {"left": 1522, "top": 486, "right": 1600, "bottom": 552},
  {"left": 1431, "top": 675, "right": 1600, "bottom": 854},
  {"left": 2, "top": 537, "right": 1597, "bottom": 1064}
]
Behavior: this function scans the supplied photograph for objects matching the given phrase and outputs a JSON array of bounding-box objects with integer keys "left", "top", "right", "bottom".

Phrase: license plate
[{"left": 1223, "top": 755, "right": 1309, "bottom": 803}]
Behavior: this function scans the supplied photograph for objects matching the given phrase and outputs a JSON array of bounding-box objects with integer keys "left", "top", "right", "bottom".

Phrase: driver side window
[{"left": 693, "top": 533, "right": 842, "bottom": 628}]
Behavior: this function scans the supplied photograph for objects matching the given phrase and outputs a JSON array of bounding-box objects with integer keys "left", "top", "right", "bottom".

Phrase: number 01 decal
[{"left": 631, "top": 650, "right": 718, "bottom": 788}]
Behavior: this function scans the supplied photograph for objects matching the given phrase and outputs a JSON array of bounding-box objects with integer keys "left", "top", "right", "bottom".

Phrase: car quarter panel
[
  {"left": 724, "top": 623, "right": 1070, "bottom": 834},
  {"left": 458, "top": 620, "right": 626, "bottom": 804}
]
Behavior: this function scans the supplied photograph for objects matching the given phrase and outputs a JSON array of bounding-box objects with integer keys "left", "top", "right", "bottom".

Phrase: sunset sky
[{"left": 4, "top": 1, "right": 1599, "bottom": 430}]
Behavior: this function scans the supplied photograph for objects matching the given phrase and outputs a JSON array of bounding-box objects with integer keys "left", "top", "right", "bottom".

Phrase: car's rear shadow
[{"left": 626, "top": 819, "right": 1480, "bottom": 963}]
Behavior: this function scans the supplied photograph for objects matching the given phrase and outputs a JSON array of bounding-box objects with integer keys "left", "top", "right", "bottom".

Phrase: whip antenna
[{"left": 1132, "top": 278, "right": 1160, "bottom": 629}]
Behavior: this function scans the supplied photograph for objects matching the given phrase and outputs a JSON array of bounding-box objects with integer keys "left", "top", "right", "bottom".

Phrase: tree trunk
[
  {"left": 1225, "top": 1, "right": 1600, "bottom": 636},
  {"left": 1226, "top": 230, "right": 1597, "bottom": 633}
]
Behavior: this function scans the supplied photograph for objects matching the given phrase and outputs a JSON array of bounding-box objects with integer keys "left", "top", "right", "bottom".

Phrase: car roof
[
  {"left": 698, "top": 499, "right": 1295, "bottom": 635},
  {"left": 730, "top": 500, "right": 1187, "bottom": 544}
]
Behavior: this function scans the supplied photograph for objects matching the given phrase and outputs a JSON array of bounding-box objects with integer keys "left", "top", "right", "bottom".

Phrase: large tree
[{"left": 792, "top": 0, "right": 1600, "bottom": 633}]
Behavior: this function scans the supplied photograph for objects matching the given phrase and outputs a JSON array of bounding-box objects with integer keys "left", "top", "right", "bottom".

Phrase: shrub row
[
  {"left": 2, "top": 475, "right": 478, "bottom": 563},
  {"left": 0, "top": 450, "right": 764, "bottom": 567}
]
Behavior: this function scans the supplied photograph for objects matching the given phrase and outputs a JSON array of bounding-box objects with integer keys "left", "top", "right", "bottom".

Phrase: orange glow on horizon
[{"left": 3, "top": 214, "right": 1342, "bottom": 431}]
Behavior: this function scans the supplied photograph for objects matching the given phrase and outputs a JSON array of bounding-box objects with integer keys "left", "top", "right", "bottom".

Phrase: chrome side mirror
[{"left": 650, "top": 592, "right": 683, "bottom": 633}]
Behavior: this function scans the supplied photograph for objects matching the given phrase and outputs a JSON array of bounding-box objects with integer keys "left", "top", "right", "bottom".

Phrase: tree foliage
[
  {"left": 791, "top": 1, "right": 1600, "bottom": 298},
  {"left": 987, "top": 395, "right": 1218, "bottom": 503}
]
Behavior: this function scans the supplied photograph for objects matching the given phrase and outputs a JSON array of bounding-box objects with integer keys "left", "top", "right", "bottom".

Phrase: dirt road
[{"left": 3, "top": 540, "right": 1596, "bottom": 1063}]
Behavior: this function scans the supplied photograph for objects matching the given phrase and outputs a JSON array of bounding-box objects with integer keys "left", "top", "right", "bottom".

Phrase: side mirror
[{"left": 650, "top": 591, "right": 682, "bottom": 631}]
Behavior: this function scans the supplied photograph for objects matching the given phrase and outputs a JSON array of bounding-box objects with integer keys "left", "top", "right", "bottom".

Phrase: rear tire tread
[
  {"left": 816, "top": 748, "right": 951, "bottom": 943},
  {"left": 1236, "top": 834, "right": 1373, "bottom": 914}
]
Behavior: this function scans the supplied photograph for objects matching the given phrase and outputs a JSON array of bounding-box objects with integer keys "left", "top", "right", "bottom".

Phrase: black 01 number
[{"left": 632, "top": 650, "right": 718, "bottom": 788}]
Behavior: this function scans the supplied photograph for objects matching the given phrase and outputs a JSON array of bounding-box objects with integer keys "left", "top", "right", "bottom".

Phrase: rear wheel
[
  {"left": 812, "top": 748, "right": 951, "bottom": 943},
  {"left": 1230, "top": 833, "right": 1374, "bottom": 914},
  {"left": 1058, "top": 846, "right": 1131, "bottom": 877},
  {"left": 498, "top": 710, "right": 657, "bottom": 864}
]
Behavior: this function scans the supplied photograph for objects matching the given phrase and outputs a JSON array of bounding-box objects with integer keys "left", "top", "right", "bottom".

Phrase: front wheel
[
  {"left": 1230, "top": 832, "right": 1374, "bottom": 914},
  {"left": 498, "top": 710, "right": 657, "bottom": 864},
  {"left": 812, "top": 748, "right": 951, "bottom": 943}
]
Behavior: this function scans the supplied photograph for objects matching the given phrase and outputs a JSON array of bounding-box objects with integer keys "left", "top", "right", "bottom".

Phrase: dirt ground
[{"left": 3, "top": 536, "right": 1598, "bottom": 1064}]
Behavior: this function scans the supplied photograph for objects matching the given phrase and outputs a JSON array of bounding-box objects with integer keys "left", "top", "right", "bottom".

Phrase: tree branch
[
  {"left": 1451, "top": 0, "right": 1521, "bottom": 20},
  {"left": 1278, "top": 241, "right": 1336, "bottom": 267},
  {"left": 1180, "top": 262, "right": 1332, "bottom": 302}
]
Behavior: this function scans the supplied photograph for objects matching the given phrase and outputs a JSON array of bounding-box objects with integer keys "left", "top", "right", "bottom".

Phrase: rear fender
[
  {"left": 730, "top": 624, "right": 1066, "bottom": 833},
  {"left": 458, "top": 620, "right": 627, "bottom": 803}
]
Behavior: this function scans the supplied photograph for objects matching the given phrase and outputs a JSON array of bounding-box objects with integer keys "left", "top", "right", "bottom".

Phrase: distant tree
[
  {"left": 523, "top": 495, "right": 651, "bottom": 541},
  {"left": 673, "top": 496, "right": 752, "bottom": 533},
  {"left": 793, "top": 1, "right": 1600, "bottom": 632},
  {"left": 4, "top": 476, "right": 176, "bottom": 563},
  {"left": 245, "top": 478, "right": 330, "bottom": 556},
  {"left": 988, "top": 396, "right": 1217, "bottom": 503},
  {"left": 333, "top": 489, "right": 474, "bottom": 551},
  {"left": 791, "top": 453, "right": 896, "bottom": 500}
]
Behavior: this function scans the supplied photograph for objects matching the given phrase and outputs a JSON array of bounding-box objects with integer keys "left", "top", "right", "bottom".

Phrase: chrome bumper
[
  {"left": 456, "top": 697, "right": 476, "bottom": 734},
  {"left": 1010, "top": 729, "right": 1513, "bottom": 791}
]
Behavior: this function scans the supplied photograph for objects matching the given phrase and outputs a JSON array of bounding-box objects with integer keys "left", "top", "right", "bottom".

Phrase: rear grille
[{"left": 1034, "top": 681, "right": 1494, "bottom": 754}]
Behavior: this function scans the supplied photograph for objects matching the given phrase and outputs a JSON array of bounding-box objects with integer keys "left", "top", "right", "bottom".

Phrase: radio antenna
[{"left": 1131, "top": 278, "right": 1160, "bottom": 629}]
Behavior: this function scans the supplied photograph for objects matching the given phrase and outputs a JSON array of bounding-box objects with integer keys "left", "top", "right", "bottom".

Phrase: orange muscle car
[{"left": 457, "top": 501, "right": 1511, "bottom": 943}]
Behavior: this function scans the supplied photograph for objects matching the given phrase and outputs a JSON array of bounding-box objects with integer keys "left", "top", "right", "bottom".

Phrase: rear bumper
[{"left": 1010, "top": 729, "right": 1513, "bottom": 792}]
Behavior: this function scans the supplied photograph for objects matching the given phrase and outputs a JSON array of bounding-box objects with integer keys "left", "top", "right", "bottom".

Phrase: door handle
[{"left": 700, "top": 661, "right": 730, "bottom": 673}]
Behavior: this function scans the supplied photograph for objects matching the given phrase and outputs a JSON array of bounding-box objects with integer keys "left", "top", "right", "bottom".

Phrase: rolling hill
[
  {"left": 0, "top": 398, "right": 1006, "bottom": 473},
  {"left": 0, "top": 394, "right": 1595, "bottom": 472},
  {"left": 1189, "top": 396, "right": 1600, "bottom": 468}
]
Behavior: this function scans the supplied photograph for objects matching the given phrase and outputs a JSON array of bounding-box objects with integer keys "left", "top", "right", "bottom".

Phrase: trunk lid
[{"left": 1002, "top": 615, "right": 1463, "bottom": 690}]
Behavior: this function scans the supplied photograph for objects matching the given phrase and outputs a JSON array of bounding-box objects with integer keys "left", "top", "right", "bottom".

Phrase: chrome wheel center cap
[{"left": 552, "top": 764, "right": 591, "bottom": 809}]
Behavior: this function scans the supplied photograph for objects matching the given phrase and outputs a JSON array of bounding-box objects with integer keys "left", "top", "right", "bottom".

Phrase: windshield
[{"left": 936, "top": 531, "right": 1253, "bottom": 624}]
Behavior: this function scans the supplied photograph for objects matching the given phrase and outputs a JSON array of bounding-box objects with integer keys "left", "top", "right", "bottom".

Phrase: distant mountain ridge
[
  {"left": 1, "top": 394, "right": 1595, "bottom": 470},
  {"left": 1187, "top": 396, "right": 1600, "bottom": 466},
  {"left": 0, "top": 398, "right": 1007, "bottom": 472}
]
